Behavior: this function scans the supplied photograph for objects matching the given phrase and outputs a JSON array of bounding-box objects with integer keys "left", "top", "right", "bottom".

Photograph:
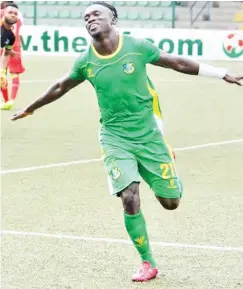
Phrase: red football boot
[{"left": 132, "top": 261, "right": 159, "bottom": 282}]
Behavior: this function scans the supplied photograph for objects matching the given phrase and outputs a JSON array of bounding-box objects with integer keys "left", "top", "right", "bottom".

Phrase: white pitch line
[
  {"left": 0, "top": 158, "right": 102, "bottom": 175},
  {"left": 1, "top": 230, "right": 243, "bottom": 253},
  {"left": 174, "top": 139, "right": 243, "bottom": 152},
  {"left": 1, "top": 139, "right": 243, "bottom": 175}
]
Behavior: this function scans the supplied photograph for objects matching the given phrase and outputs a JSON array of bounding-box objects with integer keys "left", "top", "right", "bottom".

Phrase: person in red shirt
[{"left": 1, "top": 1, "right": 25, "bottom": 110}]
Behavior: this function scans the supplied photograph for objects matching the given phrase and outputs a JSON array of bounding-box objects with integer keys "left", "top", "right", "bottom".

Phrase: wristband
[{"left": 198, "top": 63, "right": 228, "bottom": 79}]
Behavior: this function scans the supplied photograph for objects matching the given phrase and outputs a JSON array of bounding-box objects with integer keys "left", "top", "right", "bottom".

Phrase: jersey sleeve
[
  {"left": 69, "top": 54, "right": 87, "bottom": 81},
  {"left": 139, "top": 39, "right": 161, "bottom": 64}
]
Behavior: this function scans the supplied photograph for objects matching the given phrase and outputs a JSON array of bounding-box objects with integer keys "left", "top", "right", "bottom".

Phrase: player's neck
[
  {"left": 3, "top": 20, "right": 12, "bottom": 30},
  {"left": 92, "top": 29, "right": 119, "bottom": 56}
]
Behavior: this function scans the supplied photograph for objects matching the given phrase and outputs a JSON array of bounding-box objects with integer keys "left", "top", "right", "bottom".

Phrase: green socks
[{"left": 124, "top": 210, "right": 156, "bottom": 268}]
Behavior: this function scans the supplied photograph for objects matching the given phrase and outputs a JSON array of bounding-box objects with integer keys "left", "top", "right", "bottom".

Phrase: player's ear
[{"left": 111, "top": 16, "right": 117, "bottom": 26}]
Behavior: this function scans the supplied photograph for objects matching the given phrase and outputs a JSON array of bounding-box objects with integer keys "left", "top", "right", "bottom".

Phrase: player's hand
[
  {"left": 223, "top": 74, "right": 243, "bottom": 86},
  {"left": 0, "top": 69, "right": 7, "bottom": 89},
  {"left": 10, "top": 109, "right": 33, "bottom": 121},
  {"left": 0, "top": 74, "right": 7, "bottom": 89}
]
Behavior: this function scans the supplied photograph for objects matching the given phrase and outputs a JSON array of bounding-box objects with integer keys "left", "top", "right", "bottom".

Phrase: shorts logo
[
  {"left": 168, "top": 179, "right": 176, "bottom": 189},
  {"left": 123, "top": 62, "right": 135, "bottom": 74},
  {"left": 110, "top": 167, "right": 121, "bottom": 180}
]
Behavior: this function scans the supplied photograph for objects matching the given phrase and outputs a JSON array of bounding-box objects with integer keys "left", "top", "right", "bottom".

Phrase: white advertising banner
[{"left": 20, "top": 26, "right": 243, "bottom": 61}]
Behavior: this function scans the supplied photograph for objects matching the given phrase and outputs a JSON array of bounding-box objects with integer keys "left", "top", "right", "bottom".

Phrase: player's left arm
[{"left": 152, "top": 50, "right": 243, "bottom": 86}]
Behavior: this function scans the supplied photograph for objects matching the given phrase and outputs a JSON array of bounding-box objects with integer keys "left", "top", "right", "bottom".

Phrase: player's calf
[{"left": 10, "top": 73, "right": 20, "bottom": 101}]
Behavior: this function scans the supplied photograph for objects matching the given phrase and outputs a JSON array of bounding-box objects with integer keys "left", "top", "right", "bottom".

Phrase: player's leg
[
  {"left": 120, "top": 183, "right": 158, "bottom": 282},
  {"left": 156, "top": 191, "right": 181, "bottom": 210},
  {"left": 119, "top": 182, "right": 156, "bottom": 265},
  {"left": 101, "top": 134, "right": 158, "bottom": 281},
  {"left": 1, "top": 73, "right": 20, "bottom": 110},
  {"left": 0, "top": 49, "right": 9, "bottom": 106},
  {"left": 120, "top": 182, "right": 140, "bottom": 214},
  {"left": 10, "top": 73, "right": 20, "bottom": 102},
  {"left": 2, "top": 54, "right": 25, "bottom": 110},
  {"left": 137, "top": 134, "right": 183, "bottom": 210}
]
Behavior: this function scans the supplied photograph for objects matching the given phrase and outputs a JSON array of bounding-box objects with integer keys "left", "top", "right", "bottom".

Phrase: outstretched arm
[
  {"left": 10, "top": 76, "right": 84, "bottom": 121},
  {"left": 152, "top": 51, "right": 243, "bottom": 86}
]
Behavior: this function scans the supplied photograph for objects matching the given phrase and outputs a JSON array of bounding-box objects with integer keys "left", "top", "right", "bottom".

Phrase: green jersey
[{"left": 69, "top": 34, "right": 163, "bottom": 141}]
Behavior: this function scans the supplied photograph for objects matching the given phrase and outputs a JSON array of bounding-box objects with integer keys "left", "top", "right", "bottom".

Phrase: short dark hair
[
  {"left": 90, "top": 1, "right": 118, "bottom": 21},
  {"left": 5, "top": 2, "right": 18, "bottom": 9}
]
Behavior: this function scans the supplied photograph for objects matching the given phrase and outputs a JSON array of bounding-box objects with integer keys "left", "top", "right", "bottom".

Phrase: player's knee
[
  {"left": 120, "top": 182, "right": 140, "bottom": 215},
  {"left": 157, "top": 197, "right": 180, "bottom": 210}
]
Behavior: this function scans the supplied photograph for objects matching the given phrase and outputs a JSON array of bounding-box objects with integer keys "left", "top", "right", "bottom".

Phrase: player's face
[
  {"left": 4, "top": 6, "right": 18, "bottom": 25},
  {"left": 84, "top": 5, "right": 113, "bottom": 38}
]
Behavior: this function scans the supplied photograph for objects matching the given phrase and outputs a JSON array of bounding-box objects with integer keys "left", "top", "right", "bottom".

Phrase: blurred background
[{"left": 15, "top": 1, "right": 243, "bottom": 30}]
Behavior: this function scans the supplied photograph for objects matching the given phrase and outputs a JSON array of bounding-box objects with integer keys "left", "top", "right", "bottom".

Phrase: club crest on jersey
[
  {"left": 87, "top": 68, "right": 95, "bottom": 78},
  {"left": 123, "top": 62, "right": 135, "bottom": 74}
]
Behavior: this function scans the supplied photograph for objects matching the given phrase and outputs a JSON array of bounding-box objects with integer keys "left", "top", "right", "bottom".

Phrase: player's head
[
  {"left": 84, "top": 1, "right": 118, "bottom": 38},
  {"left": 3, "top": 2, "right": 18, "bottom": 25}
]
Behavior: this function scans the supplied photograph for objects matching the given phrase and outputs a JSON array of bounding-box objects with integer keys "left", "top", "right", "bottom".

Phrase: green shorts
[{"left": 100, "top": 129, "right": 183, "bottom": 199}]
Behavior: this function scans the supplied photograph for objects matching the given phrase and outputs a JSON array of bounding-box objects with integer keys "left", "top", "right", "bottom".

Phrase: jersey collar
[{"left": 91, "top": 34, "right": 123, "bottom": 59}]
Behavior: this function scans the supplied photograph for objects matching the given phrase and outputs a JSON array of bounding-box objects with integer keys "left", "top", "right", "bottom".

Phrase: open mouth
[{"left": 89, "top": 23, "right": 99, "bottom": 31}]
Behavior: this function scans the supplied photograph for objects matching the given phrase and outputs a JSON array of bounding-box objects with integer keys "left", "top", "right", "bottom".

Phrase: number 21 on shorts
[{"left": 160, "top": 162, "right": 177, "bottom": 189}]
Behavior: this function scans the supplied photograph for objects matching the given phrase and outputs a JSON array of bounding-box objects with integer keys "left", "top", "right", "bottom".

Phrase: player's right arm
[
  {"left": 10, "top": 76, "right": 84, "bottom": 121},
  {"left": 10, "top": 55, "right": 87, "bottom": 121}
]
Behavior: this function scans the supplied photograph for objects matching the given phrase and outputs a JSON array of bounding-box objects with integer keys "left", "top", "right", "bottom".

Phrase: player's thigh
[
  {"left": 137, "top": 134, "right": 183, "bottom": 199},
  {"left": 101, "top": 140, "right": 141, "bottom": 196}
]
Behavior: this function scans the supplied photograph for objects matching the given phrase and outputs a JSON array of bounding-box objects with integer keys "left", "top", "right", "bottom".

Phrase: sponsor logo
[{"left": 223, "top": 33, "right": 243, "bottom": 58}]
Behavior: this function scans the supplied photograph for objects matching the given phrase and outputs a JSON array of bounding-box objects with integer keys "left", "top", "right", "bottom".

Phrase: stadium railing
[
  {"left": 190, "top": 1, "right": 211, "bottom": 26},
  {"left": 16, "top": 1, "right": 177, "bottom": 28}
]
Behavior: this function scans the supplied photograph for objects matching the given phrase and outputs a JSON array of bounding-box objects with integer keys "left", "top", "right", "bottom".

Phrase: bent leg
[{"left": 137, "top": 133, "right": 183, "bottom": 210}]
